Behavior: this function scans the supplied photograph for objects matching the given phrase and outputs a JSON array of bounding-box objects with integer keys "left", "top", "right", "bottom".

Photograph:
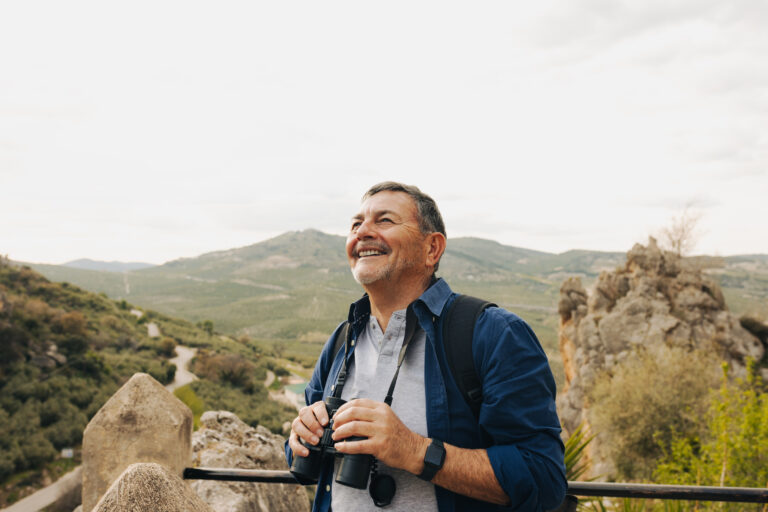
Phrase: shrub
[
  {"left": 18, "top": 432, "right": 57, "bottom": 469},
  {"left": 159, "top": 337, "right": 177, "bottom": 358},
  {"left": 58, "top": 311, "right": 87, "bottom": 336},
  {"left": 174, "top": 385, "right": 205, "bottom": 429},
  {"left": 589, "top": 344, "right": 721, "bottom": 480},
  {"left": 188, "top": 380, "right": 296, "bottom": 434},
  {"left": 193, "top": 351, "right": 255, "bottom": 388},
  {"left": 655, "top": 360, "right": 768, "bottom": 498},
  {"left": 58, "top": 335, "right": 89, "bottom": 356}
]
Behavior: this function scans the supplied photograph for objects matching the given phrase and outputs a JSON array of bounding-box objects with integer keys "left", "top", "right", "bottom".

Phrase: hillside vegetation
[{"left": 0, "top": 259, "right": 295, "bottom": 506}]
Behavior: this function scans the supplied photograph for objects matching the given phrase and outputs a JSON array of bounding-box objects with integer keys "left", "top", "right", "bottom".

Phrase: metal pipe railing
[
  {"left": 183, "top": 468, "right": 768, "bottom": 504},
  {"left": 567, "top": 481, "right": 768, "bottom": 503}
]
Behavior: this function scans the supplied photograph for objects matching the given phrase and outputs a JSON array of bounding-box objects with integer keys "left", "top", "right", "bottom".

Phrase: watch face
[{"left": 425, "top": 440, "right": 446, "bottom": 468}]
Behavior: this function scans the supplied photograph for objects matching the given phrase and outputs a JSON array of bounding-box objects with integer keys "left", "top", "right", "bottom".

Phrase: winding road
[{"left": 165, "top": 345, "right": 198, "bottom": 391}]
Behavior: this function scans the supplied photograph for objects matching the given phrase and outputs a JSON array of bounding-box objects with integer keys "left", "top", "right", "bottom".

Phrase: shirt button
[
  {"left": 326, "top": 485, "right": 331, "bottom": 492},
  {"left": 351, "top": 339, "right": 356, "bottom": 346}
]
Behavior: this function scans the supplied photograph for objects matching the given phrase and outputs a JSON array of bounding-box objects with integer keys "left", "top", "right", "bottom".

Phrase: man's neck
[{"left": 364, "top": 276, "right": 431, "bottom": 332}]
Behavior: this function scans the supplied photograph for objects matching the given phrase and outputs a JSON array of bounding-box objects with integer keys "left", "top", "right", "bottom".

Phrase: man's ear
[{"left": 425, "top": 232, "right": 447, "bottom": 268}]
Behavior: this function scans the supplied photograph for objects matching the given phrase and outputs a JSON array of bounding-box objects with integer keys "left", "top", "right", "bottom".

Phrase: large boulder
[
  {"left": 558, "top": 238, "right": 765, "bottom": 477},
  {"left": 93, "top": 463, "right": 214, "bottom": 512},
  {"left": 82, "top": 373, "right": 193, "bottom": 511},
  {"left": 190, "top": 411, "right": 309, "bottom": 512}
]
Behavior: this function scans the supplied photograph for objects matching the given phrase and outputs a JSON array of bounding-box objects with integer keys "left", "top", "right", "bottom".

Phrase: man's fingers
[
  {"left": 333, "top": 437, "right": 373, "bottom": 455},
  {"left": 298, "top": 402, "right": 328, "bottom": 437},
  {"left": 288, "top": 430, "right": 310, "bottom": 457},
  {"left": 334, "top": 398, "right": 379, "bottom": 417},
  {"left": 332, "top": 419, "right": 377, "bottom": 442},
  {"left": 292, "top": 416, "right": 320, "bottom": 446},
  {"left": 332, "top": 406, "right": 381, "bottom": 430},
  {"left": 311, "top": 401, "right": 330, "bottom": 427}
]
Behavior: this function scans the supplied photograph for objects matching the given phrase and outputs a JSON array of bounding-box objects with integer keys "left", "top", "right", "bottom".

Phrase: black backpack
[{"left": 331, "top": 294, "right": 495, "bottom": 418}]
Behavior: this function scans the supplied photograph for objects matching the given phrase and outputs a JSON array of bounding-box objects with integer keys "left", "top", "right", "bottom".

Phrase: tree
[
  {"left": 196, "top": 320, "right": 214, "bottom": 335},
  {"left": 659, "top": 205, "right": 703, "bottom": 256}
]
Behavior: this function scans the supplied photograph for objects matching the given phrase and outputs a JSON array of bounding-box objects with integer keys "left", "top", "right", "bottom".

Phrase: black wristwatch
[{"left": 418, "top": 438, "right": 446, "bottom": 481}]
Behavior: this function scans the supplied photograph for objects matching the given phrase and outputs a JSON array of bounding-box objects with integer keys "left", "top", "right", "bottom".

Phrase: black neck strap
[{"left": 332, "top": 304, "right": 421, "bottom": 406}]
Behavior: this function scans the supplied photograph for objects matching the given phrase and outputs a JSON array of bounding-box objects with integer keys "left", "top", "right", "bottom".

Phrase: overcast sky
[{"left": 1, "top": 1, "right": 766, "bottom": 265}]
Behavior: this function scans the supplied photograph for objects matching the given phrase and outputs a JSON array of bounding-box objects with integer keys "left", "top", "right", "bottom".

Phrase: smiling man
[{"left": 286, "top": 182, "right": 566, "bottom": 511}]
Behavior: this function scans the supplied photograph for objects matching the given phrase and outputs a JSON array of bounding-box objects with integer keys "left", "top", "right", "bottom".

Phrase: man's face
[{"left": 346, "top": 191, "right": 428, "bottom": 287}]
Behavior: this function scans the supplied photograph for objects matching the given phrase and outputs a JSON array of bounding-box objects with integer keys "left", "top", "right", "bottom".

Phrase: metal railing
[{"left": 183, "top": 467, "right": 768, "bottom": 504}]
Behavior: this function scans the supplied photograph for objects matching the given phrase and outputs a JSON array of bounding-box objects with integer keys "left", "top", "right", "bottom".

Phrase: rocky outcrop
[
  {"left": 82, "top": 373, "right": 193, "bottom": 512},
  {"left": 93, "top": 463, "right": 213, "bottom": 512},
  {"left": 558, "top": 238, "right": 765, "bottom": 477},
  {"left": 190, "top": 411, "right": 309, "bottom": 512}
]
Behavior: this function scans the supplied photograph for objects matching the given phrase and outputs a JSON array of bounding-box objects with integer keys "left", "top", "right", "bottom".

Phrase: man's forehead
[{"left": 353, "top": 191, "right": 417, "bottom": 218}]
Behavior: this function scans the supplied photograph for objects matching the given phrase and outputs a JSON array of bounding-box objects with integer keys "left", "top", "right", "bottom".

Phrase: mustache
[{"left": 353, "top": 242, "right": 390, "bottom": 256}]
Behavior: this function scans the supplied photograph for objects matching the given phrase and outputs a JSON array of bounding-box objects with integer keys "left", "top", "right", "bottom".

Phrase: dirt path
[
  {"left": 165, "top": 345, "right": 198, "bottom": 392},
  {"left": 264, "top": 369, "right": 276, "bottom": 388},
  {"left": 0, "top": 466, "right": 81, "bottom": 512},
  {"left": 147, "top": 322, "right": 161, "bottom": 338}
]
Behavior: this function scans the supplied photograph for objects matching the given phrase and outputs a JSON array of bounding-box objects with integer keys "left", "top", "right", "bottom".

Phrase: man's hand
[
  {"left": 332, "top": 398, "right": 511, "bottom": 505},
  {"left": 289, "top": 400, "right": 330, "bottom": 457},
  {"left": 331, "top": 398, "right": 428, "bottom": 474}
]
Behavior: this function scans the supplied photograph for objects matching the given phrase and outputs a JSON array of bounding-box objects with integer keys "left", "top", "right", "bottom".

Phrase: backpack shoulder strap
[
  {"left": 442, "top": 295, "right": 496, "bottom": 419},
  {"left": 332, "top": 321, "right": 350, "bottom": 361}
]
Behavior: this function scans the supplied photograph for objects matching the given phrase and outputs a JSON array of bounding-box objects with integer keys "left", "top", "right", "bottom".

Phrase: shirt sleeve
[{"left": 474, "top": 309, "right": 567, "bottom": 511}]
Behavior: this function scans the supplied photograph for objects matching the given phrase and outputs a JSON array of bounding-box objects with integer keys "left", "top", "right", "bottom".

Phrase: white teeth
[{"left": 359, "top": 250, "right": 383, "bottom": 257}]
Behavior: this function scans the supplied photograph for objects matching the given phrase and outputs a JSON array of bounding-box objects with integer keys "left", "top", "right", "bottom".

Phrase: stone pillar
[
  {"left": 82, "top": 373, "right": 193, "bottom": 512},
  {"left": 93, "top": 463, "right": 214, "bottom": 512}
]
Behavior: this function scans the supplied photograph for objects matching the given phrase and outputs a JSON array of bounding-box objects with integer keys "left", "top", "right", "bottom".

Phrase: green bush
[
  {"left": 589, "top": 344, "right": 721, "bottom": 480},
  {"left": 18, "top": 432, "right": 57, "bottom": 469},
  {"left": 160, "top": 337, "right": 177, "bottom": 357},
  {"left": 174, "top": 385, "right": 205, "bottom": 429},
  {"left": 655, "top": 360, "right": 768, "bottom": 502},
  {"left": 188, "top": 380, "right": 296, "bottom": 434}
]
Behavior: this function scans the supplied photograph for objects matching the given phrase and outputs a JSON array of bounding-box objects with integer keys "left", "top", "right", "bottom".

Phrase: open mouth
[
  {"left": 358, "top": 250, "right": 385, "bottom": 258},
  {"left": 355, "top": 245, "right": 389, "bottom": 258}
]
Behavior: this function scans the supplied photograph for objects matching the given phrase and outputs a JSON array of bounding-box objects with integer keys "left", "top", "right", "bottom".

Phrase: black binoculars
[{"left": 289, "top": 396, "right": 373, "bottom": 489}]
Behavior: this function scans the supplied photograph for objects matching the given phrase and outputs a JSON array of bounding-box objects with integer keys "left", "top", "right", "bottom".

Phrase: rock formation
[
  {"left": 190, "top": 411, "right": 309, "bottom": 512},
  {"left": 92, "top": 463, "right": 214, "bottom": 512},
  {"left": 558, "top": 238, "right": 765, "bottom": 477},
  {"left": 82, "top": 373, "right": 193, "bottom": 511}
]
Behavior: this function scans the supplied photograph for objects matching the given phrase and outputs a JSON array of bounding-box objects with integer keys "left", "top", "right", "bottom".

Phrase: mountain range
[{"left": 22, "top": 229, "right": 768, "bottom": 383}]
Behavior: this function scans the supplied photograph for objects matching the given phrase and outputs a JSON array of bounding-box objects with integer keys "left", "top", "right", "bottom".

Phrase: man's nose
[{"left": 355, "top": 218, "right": 376, "bottom": 239}]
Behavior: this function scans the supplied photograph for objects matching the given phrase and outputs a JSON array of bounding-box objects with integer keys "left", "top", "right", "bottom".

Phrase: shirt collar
[
  {"left": 347, "top": 277, "right": 454, "bottom": 324},
  {"left": 414, "top": 277, "right": 453, "bottom": 317}
]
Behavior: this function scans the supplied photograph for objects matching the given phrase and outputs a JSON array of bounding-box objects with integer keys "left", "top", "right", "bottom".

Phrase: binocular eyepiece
[{"left": 289, "top": 396, "right": 374, "bottom": 490}]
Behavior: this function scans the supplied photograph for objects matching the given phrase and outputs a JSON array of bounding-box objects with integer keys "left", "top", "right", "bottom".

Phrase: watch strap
[{"left": 418, "top": 438, "right": 446, "bottom": 481}]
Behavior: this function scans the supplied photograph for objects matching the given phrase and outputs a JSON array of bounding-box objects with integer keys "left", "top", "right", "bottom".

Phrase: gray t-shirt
[{"left": 331, "top": 310, "right": 439, "bottom": 512}]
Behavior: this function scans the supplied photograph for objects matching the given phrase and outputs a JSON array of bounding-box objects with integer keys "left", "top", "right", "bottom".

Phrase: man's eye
[
  {"left": 378, "top": 218, "right": 393, "bottom": 224},
  {"left": 351, "top": 222, "right": 361, "bottom": 231}
]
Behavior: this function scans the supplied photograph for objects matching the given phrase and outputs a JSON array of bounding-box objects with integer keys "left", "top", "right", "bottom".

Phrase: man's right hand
[{"left": 289, "top": 400, "right": 330, "bottom": 457}]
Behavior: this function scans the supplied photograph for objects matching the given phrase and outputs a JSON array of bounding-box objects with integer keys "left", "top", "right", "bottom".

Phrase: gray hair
[{"left": 362, "top": 181, "right": 446, "bottom": 272}]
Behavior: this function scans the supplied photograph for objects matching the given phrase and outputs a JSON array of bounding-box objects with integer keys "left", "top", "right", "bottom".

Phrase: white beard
[{"left": 351, "top": 257, "right": 418, "bottom": 286}]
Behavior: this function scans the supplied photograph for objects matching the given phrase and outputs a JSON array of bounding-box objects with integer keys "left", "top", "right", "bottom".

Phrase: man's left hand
[{"left": 331, "top": 398, "right": 428, "bottom": 474}]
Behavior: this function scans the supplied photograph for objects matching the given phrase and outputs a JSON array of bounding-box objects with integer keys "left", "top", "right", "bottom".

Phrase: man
[{"left": 286, "top": 182, "right": 566, "bottom": 511}]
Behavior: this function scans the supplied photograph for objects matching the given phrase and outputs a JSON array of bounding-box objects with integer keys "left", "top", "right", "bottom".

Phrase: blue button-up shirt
[{"left": 285, "top": 279, "right": 566, "bottom": 511}]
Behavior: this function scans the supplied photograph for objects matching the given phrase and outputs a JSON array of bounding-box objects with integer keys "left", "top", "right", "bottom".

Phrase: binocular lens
[{"left": 335, "top": 451, "right": 373, "bottom": 489}]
